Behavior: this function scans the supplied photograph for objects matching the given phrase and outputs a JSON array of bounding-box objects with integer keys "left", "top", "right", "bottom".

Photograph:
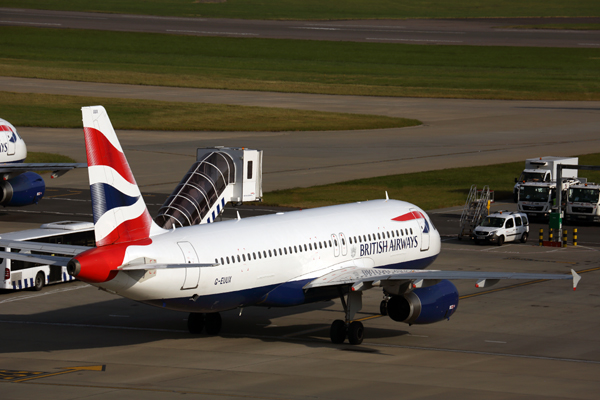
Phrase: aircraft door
[
  {"left": 411, "top": 208, "right": 430, "bottom": 251},
  {"left": 331, "top": 234, "right": 340, "bottom": 257},
  {"left": 5, "top": 130, "right": 15, "bottom": 156},
  {"left": 178, "top": 241, "right": 200, "bottom": 290},
  {"left": 339, "top": 233, "right": 348, "bottom": 256}
]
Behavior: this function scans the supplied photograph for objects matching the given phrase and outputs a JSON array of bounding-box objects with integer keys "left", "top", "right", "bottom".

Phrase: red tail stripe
[
  {"left": 84, "top": 127, "right": 136, "bottom": 185},
  {"left": 96, "top": 208, "right": 153, "bottom": 247}
]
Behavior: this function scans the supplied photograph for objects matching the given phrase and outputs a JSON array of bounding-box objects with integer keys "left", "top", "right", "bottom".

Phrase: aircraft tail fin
[{"left": 82, "top": 106, "right": 166, "bottom": 247}]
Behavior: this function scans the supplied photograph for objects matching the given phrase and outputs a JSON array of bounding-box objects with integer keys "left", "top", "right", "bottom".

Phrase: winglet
[{"left": 571, "top": 269, "right": 581, "bottom": 291}]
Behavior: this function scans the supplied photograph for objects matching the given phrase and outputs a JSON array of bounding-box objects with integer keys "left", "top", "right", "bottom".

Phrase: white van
[{"left": 471, "top": 211, "right": 529, "bottom": 246}]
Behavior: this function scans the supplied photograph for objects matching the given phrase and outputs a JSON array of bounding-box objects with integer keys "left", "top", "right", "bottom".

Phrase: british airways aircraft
[
  {"left": 0, "top": 117, "right": 86, "bottom": 207},
  {"left": 0, "top": 106, "right": 581, "bottom": 345}
]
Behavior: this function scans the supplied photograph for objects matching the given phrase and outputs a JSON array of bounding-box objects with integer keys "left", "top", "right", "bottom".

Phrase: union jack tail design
[{"left": 82, "top": 106, "right": 166, "bottom": 247}]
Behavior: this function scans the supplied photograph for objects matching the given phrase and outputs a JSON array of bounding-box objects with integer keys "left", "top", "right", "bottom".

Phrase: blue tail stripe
[{"left": 90, "top": 182, "right": 139, "bottom": 223}]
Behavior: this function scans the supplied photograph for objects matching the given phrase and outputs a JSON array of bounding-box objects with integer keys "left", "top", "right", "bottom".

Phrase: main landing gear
[
  {"left": 330, "top": 288, "right": 365, "bottom": 345},
  {"left": 188, "top": 312, "right": 222, "bottom": 335}
]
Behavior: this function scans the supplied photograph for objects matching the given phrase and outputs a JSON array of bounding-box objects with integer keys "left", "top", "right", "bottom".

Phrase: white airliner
[
  {"left": 0, "top": 117, "right": 86, "bottom": 207},
  {"left": 0, "top": 106, "right": 581, "bottom": 345}
]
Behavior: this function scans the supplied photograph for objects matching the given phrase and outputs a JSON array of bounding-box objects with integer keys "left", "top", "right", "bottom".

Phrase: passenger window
[
  {"left": 386, "top": 232, "right": 390, "bottom": 238},
  {"left": 299, "top": 245, "right": 302, "bottom": 252},
  {"left": 329, "top": 240, "right": 333, "bottom": 247},
  {"left": 294, "top": 246, "right": 298, "bottom": 253},
  {"left": 334, "top": 240, "right": 338, "bottom": 247},
  {"left": 242, "top": 254, "right": 246, "bottom": 262},
  {"left": 377, "top": 233, "right": 381, "bottom": 240},
  {"left": 319, "top": 242, "right": 323, "bottom": 249},
  {"left": 221, "top": 257, "right": 224, "bottom": 265},
  {"left": 506, "top": 219, "right": 514, "bottom": 228},
  {"left": 263, "top": 251, "right": 267, "bottom": 258},
  {"left": 309, "top": 243, "right": 313, "bottom": 250},
  {"left": 304, "top": 244, "right": 308, "bottom": 251},
  {"left": 391, "top": 231, "right": 395, "bottom": 237},
  {"left": 253, "top": 252, "right": 257, "bottom": 260},
  {"left": 215, "top": 258, "right": 218, "bottom": 264},
  {"left": 348, "top": 237, "right": 352, "bottom": 244},
  {"left": 284, "top": 248, "right": 288, "bottom": 255},
  {"left": 279, "top": 248, "right": 283, "bottom": 255},
  {"left": 515, "top": 217, "right": 522, "bottom": 226},
  {"left": 237, "top": 255, "right": 241, "bottom": 262},
  {"left": 231, "top": 256, "right": 235, "bottom": 264},
  {"left": 268, "top": 250, "right": 272, "bottom": 257},
  {"left": 410, "top": 229, "right": 413, "bottom": 234},
  {"left": 258, "top": 252, "right": 262, "bottom": 259},
  {"left": 341, "top": 238, "right": 346, "bottom": 245},
  {"left": 368, "top": 234, "right": 371, "bottom": 241},
  {"left": 523, "top": 216, "right": 529, "bottom": 225},
  {"left": 226, "top": 256, "right": 230, "bottom": 264}
]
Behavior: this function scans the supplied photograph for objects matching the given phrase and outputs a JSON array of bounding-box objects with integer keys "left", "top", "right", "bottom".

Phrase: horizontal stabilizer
[
  {"left": 0, "top": 251, "right": 71, "bottom": 266},
  {"left": 118, "top": 262, "right": 219, "bottom": 271}
]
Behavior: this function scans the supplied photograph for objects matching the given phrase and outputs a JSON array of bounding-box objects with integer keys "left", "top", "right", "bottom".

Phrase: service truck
[
  {"left": 517, "top": 178, "right": 580, "bottom": 219},
  {"left": 513, "top": 157, "right": 578, "bottom": 202},
  {"left": 565, "top": 182, "right": 600, "bottom": 223}
]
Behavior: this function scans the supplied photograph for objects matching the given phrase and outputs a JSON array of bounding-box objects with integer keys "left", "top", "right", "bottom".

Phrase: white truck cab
[
  {"left": 566, "top": 182, "right": 600, "bottom": 223},
  {"left": 471, "top": 211, "right": 529, "bottom": 246}
]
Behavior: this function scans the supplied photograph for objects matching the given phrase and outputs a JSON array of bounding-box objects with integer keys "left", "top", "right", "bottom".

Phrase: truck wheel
[
  {"left": 497, "top": 236, "right": 505, "bottom": 246},
  {"left": 520, "top": 232, "right": 528, "bottom": 243}
]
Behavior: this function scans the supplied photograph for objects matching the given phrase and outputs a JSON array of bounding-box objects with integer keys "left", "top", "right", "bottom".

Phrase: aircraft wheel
[
  {"left": 520, "top": 232, "right": 528, "bottom": 243},
  {"left": 379, "top": 300, "right": 388, "bottom": 316},
  {"left": 330, "top": 319, "right": 347, "bottom": 344},
  {"left": 205, "top": 312, "right": 222, "bottom": 335},
  {"left": 33, "top": 272, "right": 45, "bottom": 291},
  {"left": 497, "top": 236, "right": 505, "bottom": 246},
  {"left": 347, "top": 321, "right": 364, "bottom": 345},
  {"left": 188, "top": 312, "right": 205, "bottom": 334}
]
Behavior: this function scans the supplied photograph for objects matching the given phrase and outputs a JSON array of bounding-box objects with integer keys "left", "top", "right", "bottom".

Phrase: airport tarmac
[
  {"left": 1, "top": 202, "right": 599, "bottom": 399},
  {"left": 1, "top": 8, "right": 600, "bottom": 48}
]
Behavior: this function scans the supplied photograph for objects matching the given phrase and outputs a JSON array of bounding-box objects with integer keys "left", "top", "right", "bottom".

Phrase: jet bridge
[{"left": 155, "top": 147, "right": 262, "bottom": 229}]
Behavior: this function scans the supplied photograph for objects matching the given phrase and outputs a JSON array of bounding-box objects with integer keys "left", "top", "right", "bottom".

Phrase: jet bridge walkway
[{"left": 155, "top": 147, "right": 262, "bottom": 229}]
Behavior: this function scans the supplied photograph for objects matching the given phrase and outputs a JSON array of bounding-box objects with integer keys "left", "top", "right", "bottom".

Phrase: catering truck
[
  {"left": 513, "top": 157, "right": 578, "bottom": 202},
  {"left": 565, "top": 182, "right": 600, "bottom": 223}
]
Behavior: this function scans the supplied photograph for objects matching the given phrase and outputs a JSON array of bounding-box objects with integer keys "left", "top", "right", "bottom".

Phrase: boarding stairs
[
  {"left": 458, "top": 185, "right": 492, "bottom": 240},
  {"left": 155, "top": 147, "right": 262, "bottom": 229}
]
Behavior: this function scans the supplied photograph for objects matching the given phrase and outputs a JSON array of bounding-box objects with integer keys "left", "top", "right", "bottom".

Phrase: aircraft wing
[
  {"left": 0, "top": 250, "right": 71, "bottom": 266},
  {"left": 0, "top": 163, "right": 87, "bottom": 178},
  {"left": 303, "top": 266, "right": 581, "bottom": 291},
  {"left": 0, "top": 239, "right": 91, "bottom": 255}
]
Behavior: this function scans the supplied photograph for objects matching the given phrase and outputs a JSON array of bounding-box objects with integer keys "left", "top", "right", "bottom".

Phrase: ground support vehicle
[
  {"left": 513, "top": 157, "right": 578, "bottom": 202},
  {"left": 566, "top": 183, "right": 600, "bottom": 223},
  {"left": 1, "top": 221, "right": 94, "bottom": 291},
  {"left": 517, "top": 179, "right": 580, "bottom": 219},
  {"left": 471, "top": 211, "right": 529, "bottom": 246}
]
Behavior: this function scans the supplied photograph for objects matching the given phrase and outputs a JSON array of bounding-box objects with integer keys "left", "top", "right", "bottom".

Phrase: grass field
[
  {"left": 0, "top": 92, "right": 419, "bottom": 131},
  {"left": 26, "top": 152, "right": 77, "bottom": 164},
  {"left": 1, "top": 0, "right": 599, "bottom": 19},
  {"left": 2, "top": 27, "right": 599, "bottom": 101},
  {"left": 262, "top": 154, "right": 600, "bottom": 210}
]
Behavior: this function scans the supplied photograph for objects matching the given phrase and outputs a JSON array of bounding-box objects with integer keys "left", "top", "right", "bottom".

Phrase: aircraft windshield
[
  {"left": 481, "top": 217, "right": 505, "bottom": 228},
  {"left": 518, "top": 171, "right": 546, "bottom": 182},
  {"left": 569, "top": 188, "right": 600, "bottom": 204},
  {"left": 519, "top": 186, "right": 550, "bottom": 202}
]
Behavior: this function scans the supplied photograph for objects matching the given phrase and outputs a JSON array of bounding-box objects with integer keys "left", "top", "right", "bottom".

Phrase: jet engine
[
  {"left": 387, "top": 280, "right": 459, "bottom": 325},
  {"left": 0, "top": 172, "right": 45, "bottom": 207}
]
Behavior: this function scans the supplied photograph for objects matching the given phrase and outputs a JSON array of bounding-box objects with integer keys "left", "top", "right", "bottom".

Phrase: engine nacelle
[
  {"left": 0, "top": 172, "right": 45, "bottom": 207},
  {"left": 387, "top": 279, "right": 458, "bottom": 325}
]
